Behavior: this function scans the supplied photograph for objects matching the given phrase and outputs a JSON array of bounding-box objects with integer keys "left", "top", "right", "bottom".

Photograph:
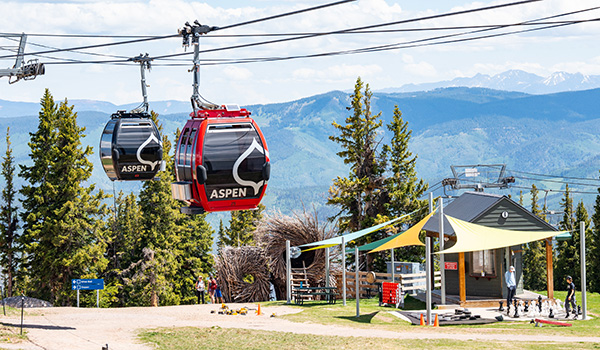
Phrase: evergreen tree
[
  {"left": 328, "top": 78, "right": 388, "bottom": 270},
  {"left": 0, "top": 128, "right": 19, "bottom": 297},
  {"left": 123, "top": 112, "right": 214, "bottom": 306},
  {"left": 328, "top": 77, "right": 387, "bottom": 234},
  {"left": 567, "top": 200, "right": 592, "bottom": 290},
  {"left": 555, "top": 184, "right": 575, "bottom": 290},
  {"left": 522, "top": 184, "right": 547, "bottom": 291},
  {"left": 20, "top": 90, "right": 109, "bottom": 305},
  {"left": 217, "top": 219, "right": 226, "bottom": 251},
  {"left": 218, "top": 205, "right": 265, "bottom": 247},
  {"left": 590, "top": 176, "right": 600, "bottom": 293},
  {"left": 382, "top": 105, "right": 428, "bottom": 263}
]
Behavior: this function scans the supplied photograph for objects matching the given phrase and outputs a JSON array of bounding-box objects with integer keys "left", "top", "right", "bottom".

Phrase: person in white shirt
[{"left": 505, "top": 265, "right": 516, "bottom": 308}]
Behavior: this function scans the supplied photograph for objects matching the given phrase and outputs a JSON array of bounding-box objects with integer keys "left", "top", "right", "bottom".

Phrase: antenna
[
  {"left": 0, "top": 33, "right": 45, "bottom": 83},
  {"left": 442, "top": 164, "right": 515, "bottom": 193},
  {"left": 130, "top": 53, "right": 153, "bottom": 113},
  {"left": 178, "top": 21, "right": 219, "bottom": 113}
]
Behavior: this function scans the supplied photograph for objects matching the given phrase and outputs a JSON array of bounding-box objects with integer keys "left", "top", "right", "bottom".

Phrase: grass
[{"left": 139, "top": 326, "right": 600, "bottom": 350}]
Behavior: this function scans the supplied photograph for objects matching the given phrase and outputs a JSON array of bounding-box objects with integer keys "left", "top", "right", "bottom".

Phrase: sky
[{"left": 1, "top": 0, "right": 600, "bottom": 107}]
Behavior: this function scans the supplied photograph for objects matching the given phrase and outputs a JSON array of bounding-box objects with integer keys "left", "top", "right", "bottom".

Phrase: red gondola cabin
[{"left": 172, "top": 105, "right": 270, "bottom": 214}]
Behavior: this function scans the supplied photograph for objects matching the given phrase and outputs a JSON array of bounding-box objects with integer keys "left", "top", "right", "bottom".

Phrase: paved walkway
[{"left": 0, "top": 304, "right": 598, "bottom": 350}]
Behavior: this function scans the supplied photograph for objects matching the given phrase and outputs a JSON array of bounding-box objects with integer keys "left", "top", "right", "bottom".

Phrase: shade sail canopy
[
  {"left": 368, "top": 210, "right": 436, "bottom": 253},
  {"left": 438, "top": 215, "right": 566, "bottom": 254},
  {"left": 353, "top": 231, "right": 403, "bottom": 252},
  {"left": 299, "top": 209, "right": 421, "bottom": 249}
]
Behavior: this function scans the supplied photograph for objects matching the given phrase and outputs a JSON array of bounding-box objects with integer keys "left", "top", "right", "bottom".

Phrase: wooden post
[
  {"left": 545, "top": 238, "right": 554, "bottom": 299},
  {"left": 458, "top": 252, "right": 466, "bottom": 303}
]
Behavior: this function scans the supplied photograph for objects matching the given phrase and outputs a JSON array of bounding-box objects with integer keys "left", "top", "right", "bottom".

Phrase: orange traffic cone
[
  {"left": 419, "top": 313, "right": 425, "bottom": 326},
  {"left": 434, "top": 313, "right": 439, "bottom": 327},
  {"left": 256, "top": 303, "right": 262, "bottom": 316}
]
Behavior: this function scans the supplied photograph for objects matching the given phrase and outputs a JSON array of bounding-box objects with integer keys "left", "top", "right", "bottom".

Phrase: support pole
[
  {"left": 77, "top": 290, "right": 80, "bottom": 308},
  {"left": 391, "top": 248, "right": 395, "bottom": 283},
  {"left": 286, "top": 240, "right": 291, "bottom": 304},
  {"left": 545, "top": 238, "right": 554, "bottom": 299},
  {"left": 438, "top": 197, "right": 446, "bottom": 305},
  {"left": 355, "top": 246, "right": 360, "bottom": 318},
  {"left": 426, "top": 193, "right": 433, "bottom": 325},
  {"left": 20, "top": 295, "right": 24, "bottom": 335},
  {"left": 325, "top": 247, "right": 330, "bottom": 288},
  {"left": 342, "top": 236, "right": 346, "bottom": 306},
  {"left": 459, "top": 252, "right": 466, "bottom": 303},
  {"left": 580, "top": 221, "right": 587, "bottom": 320},
  {"left": 97, "top": 289, "right": 100, "bottom": 308}
]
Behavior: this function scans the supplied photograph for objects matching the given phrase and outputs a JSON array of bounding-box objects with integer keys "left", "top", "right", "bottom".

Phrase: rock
[{"left": 0, "top": 296, "right": 53, "bottom": 308}]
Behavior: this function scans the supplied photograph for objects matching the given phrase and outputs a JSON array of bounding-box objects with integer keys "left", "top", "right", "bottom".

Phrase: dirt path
[{"left": 1, "top": 304, "right": 599, "bottom": 350}]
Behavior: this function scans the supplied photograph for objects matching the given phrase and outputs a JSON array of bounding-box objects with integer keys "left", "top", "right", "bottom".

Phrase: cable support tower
[{"left": 0, "top": 33, "right": 44, "bottom": 83}]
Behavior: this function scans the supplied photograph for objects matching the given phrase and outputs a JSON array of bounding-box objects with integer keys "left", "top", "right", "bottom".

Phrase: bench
[{"left": 293, "top": 287, "right": 338, "bottom": 305}]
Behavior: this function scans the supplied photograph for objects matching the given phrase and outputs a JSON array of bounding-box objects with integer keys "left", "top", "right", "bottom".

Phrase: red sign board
[{"left": 444, "top": 262, "right": 458, "bottom": 270}]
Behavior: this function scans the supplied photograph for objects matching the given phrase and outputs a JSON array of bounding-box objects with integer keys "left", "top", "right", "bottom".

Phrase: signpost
[{"left": 72, "top": 279, "right": 104, "bottom": 308}]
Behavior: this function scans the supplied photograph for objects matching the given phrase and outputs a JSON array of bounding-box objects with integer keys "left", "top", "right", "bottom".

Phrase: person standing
[
  {"left": 208, "top": 276, "right": 217, "bottom": 304},
  {"left": 565, "top": 275, "right": 576, "bottom": 315},
  {"left": 214, "top": 277, "right": 224, "bottom": 304},
  {"left": 505, "top": 265, "right": 516, "bottom": 310},
  {"left": 195, "top": 276, "right": 206, "bottom": 304}
]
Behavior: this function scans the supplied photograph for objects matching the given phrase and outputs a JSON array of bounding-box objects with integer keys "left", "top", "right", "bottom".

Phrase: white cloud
[
  {"left": 221, "top": 66, "right": 253, "bottom": 80},
  {"left": 404, "top": 61, "right": 437, "bottom": 77},
  {"left": 292, "top": 64, "right": 382, "bottom": 82}
]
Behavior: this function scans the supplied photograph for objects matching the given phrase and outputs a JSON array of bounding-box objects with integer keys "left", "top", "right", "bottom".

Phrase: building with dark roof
[{"left": 423, "top": 191, "right": 557, "bottom": 303}]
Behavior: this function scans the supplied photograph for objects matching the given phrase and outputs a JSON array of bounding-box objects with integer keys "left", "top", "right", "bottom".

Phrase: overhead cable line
[
  {"left": 510, "top": 175, "right": 600, "bottom": 188},
  {"left": 507, "top": 168, "right": 600, "bottom": 182},
  {"left": 152, "top": 0, "right": 542, "bottom": 60},
  {"left": 511, "top": 185, "right": 599, "bottom": 195},
  {"left": 0, "top": 0, "right": 357, "bottom": 60}
]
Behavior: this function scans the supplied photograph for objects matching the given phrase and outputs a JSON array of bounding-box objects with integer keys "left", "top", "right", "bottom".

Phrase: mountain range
[
  {"left": 2, "top": 72, "right": 600, "bottom": 228},
  {"left": 380, "top": 70, "right": 600, "bottom": 95}
]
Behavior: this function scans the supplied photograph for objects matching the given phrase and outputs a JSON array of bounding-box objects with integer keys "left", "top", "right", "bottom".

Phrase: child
[{"left": 565, "top": 275, "right": 576, "bottom": 315}]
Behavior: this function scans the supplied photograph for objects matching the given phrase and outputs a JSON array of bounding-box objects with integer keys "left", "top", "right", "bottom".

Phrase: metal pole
[
  {"left": 286, "top": 240, "right": 291, "bottom": 304},
  {"left": 325, "top": 247, "right": 330, "bottom": 288},
  {"left": 2, "top": 286, "right": 6, "bottom": 316},
  {"left": 580, "top": 221, "right": 587, "bottom": 320},
  {"left": 438, "top": 197, "right": 446, "bottom": 305},
  {"left": 391, "top": 248, "right": 395, "bottom": 283},
  {"left": 355, "top": 246, "right": 360, "bottom": 318},
  {"left": 426, "top": 193, "right": 433, "bottom": 325},
  {"left": 77, "top": 290, "right": 80, "bottom": 308},
  {"left": 97, "top": 289, "right": 100, "bottom": 308},
  {"left": 20, "top": 295, "right": 24, "bottom": 335},
  {"left": 342, "top": 236, "right": 346, "bottom": 306}
]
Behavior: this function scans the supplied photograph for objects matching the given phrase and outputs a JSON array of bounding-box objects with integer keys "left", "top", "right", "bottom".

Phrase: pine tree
[
  {"left": 382, "top": 105, "right": 428, "bottom": 264},
  {"left": 555, "top": 184, "right": 575, "bottom": 290},
  {"left": 328, "top": 77, "right": 387, "bottom": 233},
  {"left": 328, "top": 78, "right": 388, "bottom": 270},
  {"left": 590, "top": 177, "right": 600, "bottom": 293},
  {"left": 218, "top": 205, "right": 265, "bottom": 247},
  {"left": 20, "top": 90, "right": 109, "bottom": 305},
  {"left": 522, "top": 184, "right": 547, "bottom": 291},
  {"left": 0, "top": 128, "right": 19, "bottom": 297},
  {"left": 568, "top": 200, "right": 591, "bottom": 290}
]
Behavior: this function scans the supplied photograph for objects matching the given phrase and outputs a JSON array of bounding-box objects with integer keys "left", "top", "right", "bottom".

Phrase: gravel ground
[{"left": 0, "top": 303, "right": 598, "bottom": 350}]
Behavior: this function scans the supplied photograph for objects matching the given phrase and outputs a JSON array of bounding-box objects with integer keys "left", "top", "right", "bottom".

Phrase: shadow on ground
[{"left": 2, "top": 322, "right": 76, "bottom": 330}]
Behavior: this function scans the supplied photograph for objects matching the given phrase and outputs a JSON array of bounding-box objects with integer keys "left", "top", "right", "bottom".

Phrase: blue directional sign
[{"left": 71, "top": 279, "right": 104, "bottom": 291}]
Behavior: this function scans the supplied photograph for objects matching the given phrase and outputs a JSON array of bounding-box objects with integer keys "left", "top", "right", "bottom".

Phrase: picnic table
[{"left": 293, "top": 286, "right": 338, "bottom": 305}]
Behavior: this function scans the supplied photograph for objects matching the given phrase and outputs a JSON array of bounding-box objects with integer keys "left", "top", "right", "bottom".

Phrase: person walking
[
  {"left": 565, "top": 275, "right": 576, "bottom": 315},
  {"left": 505, "top": 265, "right": 516, "bottom": 311},
  {"left": 195, "top": 276, "right": 206, "bottom": 304}
]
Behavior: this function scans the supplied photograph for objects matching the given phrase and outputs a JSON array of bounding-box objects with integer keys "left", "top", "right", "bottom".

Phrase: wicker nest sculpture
[
  {"left": 254, "top": 211, "right": 338, "bottom": 300},
  {"left": 215, "top": 246, "right": 271, "bottom": 303}
]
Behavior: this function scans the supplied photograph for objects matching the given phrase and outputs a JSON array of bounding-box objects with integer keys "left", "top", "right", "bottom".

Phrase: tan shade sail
[
  {"left": 368, "top": 210, "right": 436, "bottom": 253},
  {"left": 437, "top": 215, "right": 567, "bottom": 254}
]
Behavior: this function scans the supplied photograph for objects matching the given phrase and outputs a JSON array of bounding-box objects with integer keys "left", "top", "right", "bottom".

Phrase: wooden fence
[{"left": 335, "top": 271, "right": 441, "bottom": 299}]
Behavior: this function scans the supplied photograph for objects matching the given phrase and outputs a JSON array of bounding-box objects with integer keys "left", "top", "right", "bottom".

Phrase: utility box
[{"left": 386, "top": 261, "right": 422, "bottom": 275}]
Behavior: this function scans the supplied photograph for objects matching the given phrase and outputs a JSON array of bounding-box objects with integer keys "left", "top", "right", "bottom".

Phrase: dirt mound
[{"left": 0, "top": 296, "right": 53, "bottom": 308}]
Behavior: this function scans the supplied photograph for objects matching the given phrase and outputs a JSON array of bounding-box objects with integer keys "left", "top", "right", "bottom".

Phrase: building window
[{"left": 471, "top": 250, "right": 495, "bottom": 277}]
